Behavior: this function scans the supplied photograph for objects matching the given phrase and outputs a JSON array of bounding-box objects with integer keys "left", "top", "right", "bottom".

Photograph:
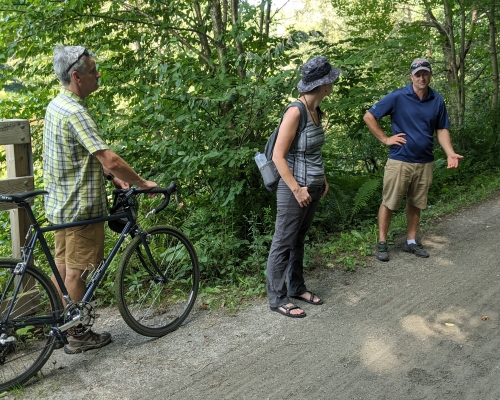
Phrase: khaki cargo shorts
[
  {"left": 54, "top": 222, "right": 105, "bottom": 270},
  {"left": 382, "top": 159, "right": 434, "bottom": 211}
]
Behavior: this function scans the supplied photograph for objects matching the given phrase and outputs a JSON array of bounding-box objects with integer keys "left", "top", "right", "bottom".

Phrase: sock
[{"left": 407, "top": 239, "right": 417, "bottom": 245}]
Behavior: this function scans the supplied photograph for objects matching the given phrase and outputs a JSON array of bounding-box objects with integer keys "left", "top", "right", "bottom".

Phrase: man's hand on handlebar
[
  {"left": 138, "top": 180, "right": 158, "bottom": 198},
  {"left": 111, "top": 177, "right": 130, "bottom": 190}
]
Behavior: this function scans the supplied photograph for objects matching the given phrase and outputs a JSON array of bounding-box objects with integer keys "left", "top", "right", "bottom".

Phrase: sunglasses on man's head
[
  {"left": 66, "top": 49, "right": 90, "bottom": 73},
  {"left": 410, "top": 61, "right": 431, "bottom": 70}
]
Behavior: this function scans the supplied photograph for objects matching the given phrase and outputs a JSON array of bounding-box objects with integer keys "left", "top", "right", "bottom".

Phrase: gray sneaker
[
  {"left": 377, "top": 241, "right": 390, "bottom": 262},
  {"left": 64, "top": 330, "right": 112, "bottom": 354},
  {"left": 403, "top": 241, "right": 429, "bottom": 258}
]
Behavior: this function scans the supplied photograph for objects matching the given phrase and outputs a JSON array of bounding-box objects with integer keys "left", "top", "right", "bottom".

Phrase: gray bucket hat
[{"left": 297, "top": 56, "right": 341, "bottom": 93}]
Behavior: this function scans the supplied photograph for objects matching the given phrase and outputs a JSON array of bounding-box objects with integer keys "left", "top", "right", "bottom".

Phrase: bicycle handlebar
[{"left": 110, "top": 181, "right": 177, "bottom": 216}]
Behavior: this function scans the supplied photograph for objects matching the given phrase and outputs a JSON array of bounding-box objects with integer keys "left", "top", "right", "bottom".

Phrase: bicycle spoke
[
  {"left": 115, "top": 226, "right": 199, "bottom": 337},
  {"left": 0, "top": 262, "right": 62, "bottom": 392}
]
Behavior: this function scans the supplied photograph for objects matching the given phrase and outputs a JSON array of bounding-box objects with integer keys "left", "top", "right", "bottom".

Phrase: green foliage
[
  {"left": 197, "top": 274, "right": 267, "bottom": 312},
  {"left": 181, "top": 201, "right": 274, "bottom": 285},
  {"left": 1, "top": 0, "right": 500, "bottom": 305},
  {"left": 318, "top": 174, "right": 381, "bottom": 230},
  {"left": 0, "top": 212, "right": 11, "bottom": 251},
  {"left": 0, "top": 0, "right": 306, "bottom": 289},
  {"left": 319, "top": 229, "right": 375, "bottom": 271},
  {"left": 15, "top": 326, "right": 35, "bottom": 339}
]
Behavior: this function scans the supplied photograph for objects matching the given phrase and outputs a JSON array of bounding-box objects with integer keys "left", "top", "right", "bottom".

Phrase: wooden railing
[{"left": 0, "top": 119, "right": 34, "bottom": 258}]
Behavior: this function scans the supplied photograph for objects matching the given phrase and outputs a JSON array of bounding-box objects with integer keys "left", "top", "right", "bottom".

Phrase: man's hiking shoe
[
  {"left": 377, "top": 241, "right": 390, "bottom": 262},
  {"left": 403, "top": 241, "right": 429, "bottom": 258},
  {"left": 64, "top": 330, "right": 111, "bottom": 354}
]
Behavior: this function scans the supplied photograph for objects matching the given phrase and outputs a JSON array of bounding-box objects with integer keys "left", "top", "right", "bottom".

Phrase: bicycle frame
[
  {"left": 0, "top": 183, "right": 193, "bottom": 392},
  {"left": 4, "top": 192, "right": 169, "bottom": 334}
]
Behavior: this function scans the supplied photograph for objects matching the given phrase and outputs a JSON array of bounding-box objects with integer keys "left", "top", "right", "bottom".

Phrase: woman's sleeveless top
[{"left": 286, "top": 111, "right": 325, "bottom": 188}]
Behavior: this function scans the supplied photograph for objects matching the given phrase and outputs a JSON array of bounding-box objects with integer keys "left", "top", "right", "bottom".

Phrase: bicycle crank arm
[{"left": 49, "top": 310, "right": 86, "bottom": 337}]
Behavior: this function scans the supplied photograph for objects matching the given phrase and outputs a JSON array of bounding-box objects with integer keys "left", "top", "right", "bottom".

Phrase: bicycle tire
[
  {"left": 0, "top": 259, "right": 63, "bottom": 392},
  {"left": 114, "top": 226, "right": 200, "bottom": 337}
]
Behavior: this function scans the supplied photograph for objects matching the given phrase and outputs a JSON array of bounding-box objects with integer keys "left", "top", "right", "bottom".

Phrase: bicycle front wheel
[
  {"left": 115, "top": 226, "right": 200, "bottom": 337},
  {"left": 0, "top": 259, "right": 63, "bottom": 392}
]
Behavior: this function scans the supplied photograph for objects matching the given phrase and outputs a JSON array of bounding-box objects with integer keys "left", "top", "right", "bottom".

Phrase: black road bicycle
[{"left": 0, "top": 182, "right": 199, "bottom": 391}]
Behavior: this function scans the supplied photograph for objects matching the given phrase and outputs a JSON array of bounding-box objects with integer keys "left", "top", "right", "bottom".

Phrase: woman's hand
[{"left": 293, "top": 186, "right": 312, "bottom": 207}]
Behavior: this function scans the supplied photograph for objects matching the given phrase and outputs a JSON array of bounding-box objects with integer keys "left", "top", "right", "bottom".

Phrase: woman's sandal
[
  {"left": 290, "top": 291, "right": 324, "bottom": 305},
  {"left": 270, "top": 304, "right": 307, "bottom": 318}
]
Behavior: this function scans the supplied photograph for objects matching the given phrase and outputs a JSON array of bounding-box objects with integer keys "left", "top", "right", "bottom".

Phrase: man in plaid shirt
[{"left": 43, "top": 44, "right": 157, "bottom": 354}]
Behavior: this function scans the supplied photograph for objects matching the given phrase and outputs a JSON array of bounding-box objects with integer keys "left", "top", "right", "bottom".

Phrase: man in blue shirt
[{"left": 363, "top": 58, "right": 463, "bottom": 261}]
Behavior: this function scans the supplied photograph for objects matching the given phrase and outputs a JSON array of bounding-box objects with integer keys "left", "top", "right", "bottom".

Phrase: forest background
[{"left": 1, "top": 0, "right": 500, "bottom": 308}]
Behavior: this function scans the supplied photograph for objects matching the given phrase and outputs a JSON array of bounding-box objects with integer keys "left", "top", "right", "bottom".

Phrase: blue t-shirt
[{"left": 368, "top": 83, "right": 450, "bottom": 163}]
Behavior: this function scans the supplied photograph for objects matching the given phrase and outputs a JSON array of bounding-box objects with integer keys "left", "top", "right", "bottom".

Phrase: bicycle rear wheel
[
  {"left": 0, "top": 259, "right": 63, "bottom": 392},
  {"left": 115, "top": 226, "right": 200, "bottom": 337}
]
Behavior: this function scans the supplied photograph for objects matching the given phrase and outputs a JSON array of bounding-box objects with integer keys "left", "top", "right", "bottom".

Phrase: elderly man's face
[{"left": 78, "top": 57, "right": 100, "bottom": 98}]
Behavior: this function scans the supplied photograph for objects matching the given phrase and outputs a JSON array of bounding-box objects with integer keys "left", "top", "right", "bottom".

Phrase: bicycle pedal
[{"left": 49, "top": 327, "right": 69, "bottom": 346}]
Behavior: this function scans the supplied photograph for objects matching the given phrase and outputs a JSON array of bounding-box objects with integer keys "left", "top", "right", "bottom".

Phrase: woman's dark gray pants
[{"left": 266, "top": 180, "right": 323, "bottom": 308}]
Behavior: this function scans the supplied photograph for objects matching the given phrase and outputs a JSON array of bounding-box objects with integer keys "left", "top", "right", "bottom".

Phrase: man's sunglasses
[
  {"left": 66, "top": 49, "right": 90, "bottom": 73},
  {"left": 410, "top": 61, "right": 431, "bottom": 70}
]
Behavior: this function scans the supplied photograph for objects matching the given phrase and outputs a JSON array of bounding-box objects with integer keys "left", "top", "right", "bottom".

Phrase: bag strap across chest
[{"left": 264, "top": 100, "right": 308, "bottom": 161}]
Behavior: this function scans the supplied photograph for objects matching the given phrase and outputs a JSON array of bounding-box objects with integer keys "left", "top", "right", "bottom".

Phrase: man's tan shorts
[
  {"left": 382, "top": 159, "right": 434, "bottom": 211},
  {"left": 54, "top": 222, "right": 105, "bottom": 270}
]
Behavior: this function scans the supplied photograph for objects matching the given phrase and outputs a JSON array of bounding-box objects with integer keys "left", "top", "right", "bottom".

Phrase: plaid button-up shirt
[{"left": 43, "top": 88, "right": 109, "bottom": 224}]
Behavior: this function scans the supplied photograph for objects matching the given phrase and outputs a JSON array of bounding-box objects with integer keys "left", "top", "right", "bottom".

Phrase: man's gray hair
[{"left": 53, "top": 44, "right": 95, "bottom": 86}]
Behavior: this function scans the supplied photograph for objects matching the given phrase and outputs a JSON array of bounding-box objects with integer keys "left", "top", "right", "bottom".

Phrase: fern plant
[{"left": 321, "top": 175, "right": 381, "bottom": 230}]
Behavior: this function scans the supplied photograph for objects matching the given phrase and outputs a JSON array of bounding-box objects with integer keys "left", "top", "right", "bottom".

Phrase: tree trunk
[
  {"left": 210, "top": 0, "right": 227, "bottom": 67},
  {"left": 231, "top": 0, "right": 246, "bottom": 78},
  {"left": 265, "top": 0, "right": 272, "bottom": 37},
  {"left": 259, "top": 1, "right": 264, "bottom": 37},
  {"left": 422, "top": 0, "right": 477, "bottom": 128},
  {"left": 193, "top": 1, "right": 212, "bottom": 60},
  {"left": 487, "top": 1, "right": 499, "bottom": 110},
  {"left": 222, "top": 0, "right": 228, "bottom": 30},
  {"left": 258, "top": 1, "right": 272, "bottom": 38},
  {"left": 442, "top": 0, "right": 461, "bottom": 126}
]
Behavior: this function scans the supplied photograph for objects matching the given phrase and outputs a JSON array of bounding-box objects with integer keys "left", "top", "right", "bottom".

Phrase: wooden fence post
[
  {"left": 0, "top": 119, "right": 34, "bottom": 258},
  {"left": 0, "top": 119, "right": 36, "bottom": 316}
]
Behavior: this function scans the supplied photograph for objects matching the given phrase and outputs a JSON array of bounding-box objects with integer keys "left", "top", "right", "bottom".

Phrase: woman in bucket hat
[{"left": 267, "top": 56, "right": 341, "bottom": 318}]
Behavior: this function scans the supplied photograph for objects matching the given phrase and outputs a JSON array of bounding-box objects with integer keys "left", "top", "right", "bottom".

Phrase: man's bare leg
[
  {"left": 404, "top": 203, "right": 429, "bottom": 257},
  {"left": 378, "top": 204, "right": 393, "bottom": 243},
  {"left": 51, "top": 263, "right": 67, "bottom": 306},
  {"left": 406, "top": 203, "right": 421, "bottom": 241},
  {"left": 376, "top": 204, "right": 393, "bottom": 261},
  {"left": 51, "top": 264, "right": 86, "bottom": 303},
  {"left": 64, "top": 268, "right": 87, "bottom": 302}
]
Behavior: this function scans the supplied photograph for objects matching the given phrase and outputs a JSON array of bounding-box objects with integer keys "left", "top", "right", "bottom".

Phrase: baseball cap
[{"left": 410, "top": 58, "right": 432, "bottom": 75}]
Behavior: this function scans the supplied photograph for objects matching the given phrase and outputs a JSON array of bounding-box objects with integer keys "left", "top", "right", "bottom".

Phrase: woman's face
[{"left": 323, "top": 83, "right": 333, "bottom": 96}]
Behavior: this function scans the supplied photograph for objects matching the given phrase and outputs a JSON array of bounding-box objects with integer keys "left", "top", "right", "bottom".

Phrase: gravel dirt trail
[{"left": 12, "top": 196, "right": 500, "bottom": 400}]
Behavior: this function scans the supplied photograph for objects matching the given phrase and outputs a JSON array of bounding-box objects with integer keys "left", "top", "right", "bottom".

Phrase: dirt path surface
[{"left": 13, "top": 196, "right": 500, "bottom": 400}]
